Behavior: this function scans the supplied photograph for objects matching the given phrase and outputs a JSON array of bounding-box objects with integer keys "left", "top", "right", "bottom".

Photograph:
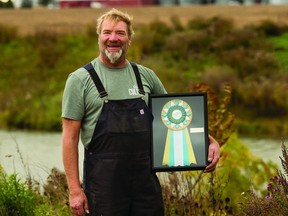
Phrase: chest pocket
[{"left": 107, "top": 103, "right": 151, "bottom": 134}]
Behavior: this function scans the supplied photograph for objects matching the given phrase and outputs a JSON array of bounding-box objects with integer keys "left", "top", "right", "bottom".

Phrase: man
[{"left": 62, "top": 8, "right": 220, "bottom": 216}]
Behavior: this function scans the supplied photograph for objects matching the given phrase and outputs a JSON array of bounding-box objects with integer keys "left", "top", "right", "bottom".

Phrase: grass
[{"left": 269, "top": 32, "right": 288, "bottom": 71}]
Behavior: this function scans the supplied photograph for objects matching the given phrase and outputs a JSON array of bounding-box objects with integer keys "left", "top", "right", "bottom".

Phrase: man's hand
[
  {"left": 204, "top": 135, "right": 220, "bottom": 173},
  {"left": 69, "top": 189, "right": 89, "bottom": 216}
]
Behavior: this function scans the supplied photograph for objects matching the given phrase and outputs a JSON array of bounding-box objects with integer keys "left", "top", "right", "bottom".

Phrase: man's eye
[{"left": 117, "top": 32, "right": 126, "bottom": 36}]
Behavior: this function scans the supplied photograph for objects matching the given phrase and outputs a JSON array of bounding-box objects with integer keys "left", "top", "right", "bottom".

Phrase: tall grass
[
  {"left": 0, "top": 171, "right": 37, "bottom": 216},
  {"left": 0, "top": 140, "right": 71, "bottom": 215},
  {"left": 0, "top": 165, "right": 72, "bottom": 216},
  {"left": 238, "top": 140, "right": 288, "bottom": 216},
  {"left": 0, "top": 83, "right": 278, "bottom": 215}
]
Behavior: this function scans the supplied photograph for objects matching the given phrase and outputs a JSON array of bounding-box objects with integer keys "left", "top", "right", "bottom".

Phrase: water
[
  {"left": 241, "top": 137, "right": 284, "bottom": 170},
  {"left": 0, "top": 130, "right": 84, "bottom": 184},
  {"left": 0, "top": 130, "right": 284, "bottom": 184}
]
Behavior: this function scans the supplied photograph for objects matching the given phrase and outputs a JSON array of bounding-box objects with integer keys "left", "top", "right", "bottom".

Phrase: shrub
[
  {"left": 28, "top": 30, "right": 66, "bottom": 69},
  {"left": 213, "top": 27, "right": 262, "bottom": 51},
  {"left": 269, "top": 32, "right": 288, "bottom": 71},
  {"left": 160, "top": 133, "right": 277, "bottom": 215},
  {"left": 255, "top": 20, "right": 288, "bottom": 37},
  {"left": 170, "top": 15, "right": 184, "bottom": 32},
  {"left": 163, "top": 30, "right": 212, "bottom": 60},
  {"left": 21, "top": 0, "right": 32, "bottom": 8},
  {"left": 0, "top": 166, "right": 72, "bottom": 216},
  {"left": 134, "top": 19, "right": 172, "bottom": 55},
  {"left": 219, "top": 48, "right": 277, "bottom": 81},
  {"left": 0, "top": 172, "right": 37, "bottom": 216},
  {"left": 0, "top": 0, "right": 14, "bottom": 8},
  {"left": 43, "top": 168, "right": 69, "bottom": 207},
  {"left": 190, "top": 83, "right": 235, "bottom": 145},
  {"left": 0, "top": 23, "right": 18, "bottom": 43},
  {"left": 238, "top": 141, "right": 288, "bottom": 216},
  {"left": 201, "top": 65, "right": 239, "bottom": 95},
  {"left": 234, "top": 74, "right": 288, "bottom": 117},
  {"left": 187, "top": 16, "right": 233, "bottom": 37}
]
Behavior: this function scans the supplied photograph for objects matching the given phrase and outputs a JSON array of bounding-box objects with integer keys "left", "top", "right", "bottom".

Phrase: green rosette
[
  {"left": 161, "top": 99, "right": 197, "bottom": 166},
  {"left": 161, "top": 99, "right": 192, "bottom": 131}
]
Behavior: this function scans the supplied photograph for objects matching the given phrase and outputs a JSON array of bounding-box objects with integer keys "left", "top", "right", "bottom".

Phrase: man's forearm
[{"left": 63, "top": 139, "right": 82, "bottom": 193}]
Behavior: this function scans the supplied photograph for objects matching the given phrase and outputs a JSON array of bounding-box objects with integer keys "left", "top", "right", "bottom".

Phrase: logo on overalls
[{"left": 128, "top": 85, "right": 139, "bottom": 96}]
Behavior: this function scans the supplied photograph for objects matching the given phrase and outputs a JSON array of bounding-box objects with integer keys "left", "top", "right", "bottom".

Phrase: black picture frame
[{"left": 149, "top": 92, "right": 209, "bottom": 172}]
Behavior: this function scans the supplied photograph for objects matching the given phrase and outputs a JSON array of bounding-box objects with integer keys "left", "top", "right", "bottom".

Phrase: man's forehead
[{"left": 102, "top": 19, "right": 127, "bottom": 29}]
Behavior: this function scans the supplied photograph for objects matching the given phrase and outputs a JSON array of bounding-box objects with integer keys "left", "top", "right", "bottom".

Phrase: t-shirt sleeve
[
  {"left": 151, "top": 72, "right": 167, "bottom": 94},
  {"left": 61, "top": 73, "right": 85, "bottom": 121},
  {"left": 139, "top": 65, "right": 167, "bottom": 94}
]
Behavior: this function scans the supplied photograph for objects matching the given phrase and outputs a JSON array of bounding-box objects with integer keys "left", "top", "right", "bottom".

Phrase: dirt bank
[{"left": 1, "top": 5, "right": 288, "bottom": 35}]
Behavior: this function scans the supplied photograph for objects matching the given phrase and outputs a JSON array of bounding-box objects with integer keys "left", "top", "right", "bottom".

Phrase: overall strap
[
  {"left": 84, "top": 62, "right": 145, "bottom": 98},
  {"left": 130, "top": 62, "right": 145, "bottom": 95},
  {"left": 84, "top": 63, "right": 108, "bottom": 98}
]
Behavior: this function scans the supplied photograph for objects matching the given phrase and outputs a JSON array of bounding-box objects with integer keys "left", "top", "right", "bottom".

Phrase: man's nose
[{"left": 109, "top": 32, "right": 118, "bottom": 41}]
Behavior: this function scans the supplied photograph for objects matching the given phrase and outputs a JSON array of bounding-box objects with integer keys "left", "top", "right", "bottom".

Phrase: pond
[
  {"left": 0, "top": 130, "right": 284, "bottom": 184},
  {"left": 0, "top": 130, "right": 84, "bottom": 184}
]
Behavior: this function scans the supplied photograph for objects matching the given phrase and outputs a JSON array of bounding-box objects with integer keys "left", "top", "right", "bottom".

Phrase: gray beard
[{"left": 105, "top": 49, "right": 123, "bottom": 64}]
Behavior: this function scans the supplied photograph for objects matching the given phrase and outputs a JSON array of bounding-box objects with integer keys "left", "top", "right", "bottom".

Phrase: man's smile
[{"left": 107, "top": 44, "right": 121, "bottom": 52}]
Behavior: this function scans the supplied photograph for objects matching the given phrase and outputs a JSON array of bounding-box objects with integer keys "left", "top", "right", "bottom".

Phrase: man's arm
[{"left": 62, "top": 118, "right": 89, "bottom": 215}]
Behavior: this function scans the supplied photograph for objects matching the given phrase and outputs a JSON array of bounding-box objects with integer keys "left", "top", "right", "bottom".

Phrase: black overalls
[{"left": 83, "top": 62, "right": 164, "bottom": 216}]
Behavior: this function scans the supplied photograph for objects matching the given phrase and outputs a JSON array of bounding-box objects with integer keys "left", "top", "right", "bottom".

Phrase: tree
[
  {"left": 0, "top": 0, "right": 14, "bottom": 8},
  {"left": 21, "top": 0, "right": 32, "bottom": 8}
]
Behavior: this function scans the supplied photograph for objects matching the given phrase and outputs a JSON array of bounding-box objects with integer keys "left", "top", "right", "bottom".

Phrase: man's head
[
  {"left": 97, "top": 8, "right": 134, "bottom": 67},
  {"left": 97, "top": 8, "right": 134, "bottom": 38}
]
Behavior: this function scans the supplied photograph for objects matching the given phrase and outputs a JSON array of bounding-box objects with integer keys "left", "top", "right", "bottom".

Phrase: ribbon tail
[
  {"left": 162, "top": 129, "right": 171, "bottom": 165},
  {"left": 185, "top": 128, "right": 197, "bottom": 164}
]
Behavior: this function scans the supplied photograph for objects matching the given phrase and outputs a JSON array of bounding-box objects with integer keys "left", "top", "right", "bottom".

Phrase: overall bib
[{"left": 83, "top": 62, "right": 164, "bottom": 216}]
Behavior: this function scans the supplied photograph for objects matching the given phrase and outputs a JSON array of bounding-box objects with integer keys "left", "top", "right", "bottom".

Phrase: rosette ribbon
[{"left": 161, "top": 99, "right": 197, "bottom": 166}]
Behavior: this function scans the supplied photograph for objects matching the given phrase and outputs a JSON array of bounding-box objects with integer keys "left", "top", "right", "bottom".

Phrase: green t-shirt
[{"left": 62, "top": 58, "right": 167, "bottom": 148}]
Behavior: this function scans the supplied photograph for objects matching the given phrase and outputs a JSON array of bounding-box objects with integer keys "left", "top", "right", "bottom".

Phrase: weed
[
  {"left": 0, "top": 172, "right": 37, "bottom": 216},
  {"left": 0, "top": 23, "right": 18, "bottom": 43},
  {"left": 239, "top": 140, "right": 288, "bottom": 216}
]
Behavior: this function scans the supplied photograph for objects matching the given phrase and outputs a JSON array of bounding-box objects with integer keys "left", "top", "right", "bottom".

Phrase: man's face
[{"left": 98, "top": 19, "right": 131, "bottom": 65}]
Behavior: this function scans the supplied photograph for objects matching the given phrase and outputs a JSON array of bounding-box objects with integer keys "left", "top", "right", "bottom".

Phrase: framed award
[{"left": 149, "top": 92, "right": 209, "bottom": 172}]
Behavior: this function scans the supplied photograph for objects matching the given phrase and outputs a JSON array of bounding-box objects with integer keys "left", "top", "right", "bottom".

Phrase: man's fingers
[{"left": 84, "top": 198, "right": 90, "bottom": 214}]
